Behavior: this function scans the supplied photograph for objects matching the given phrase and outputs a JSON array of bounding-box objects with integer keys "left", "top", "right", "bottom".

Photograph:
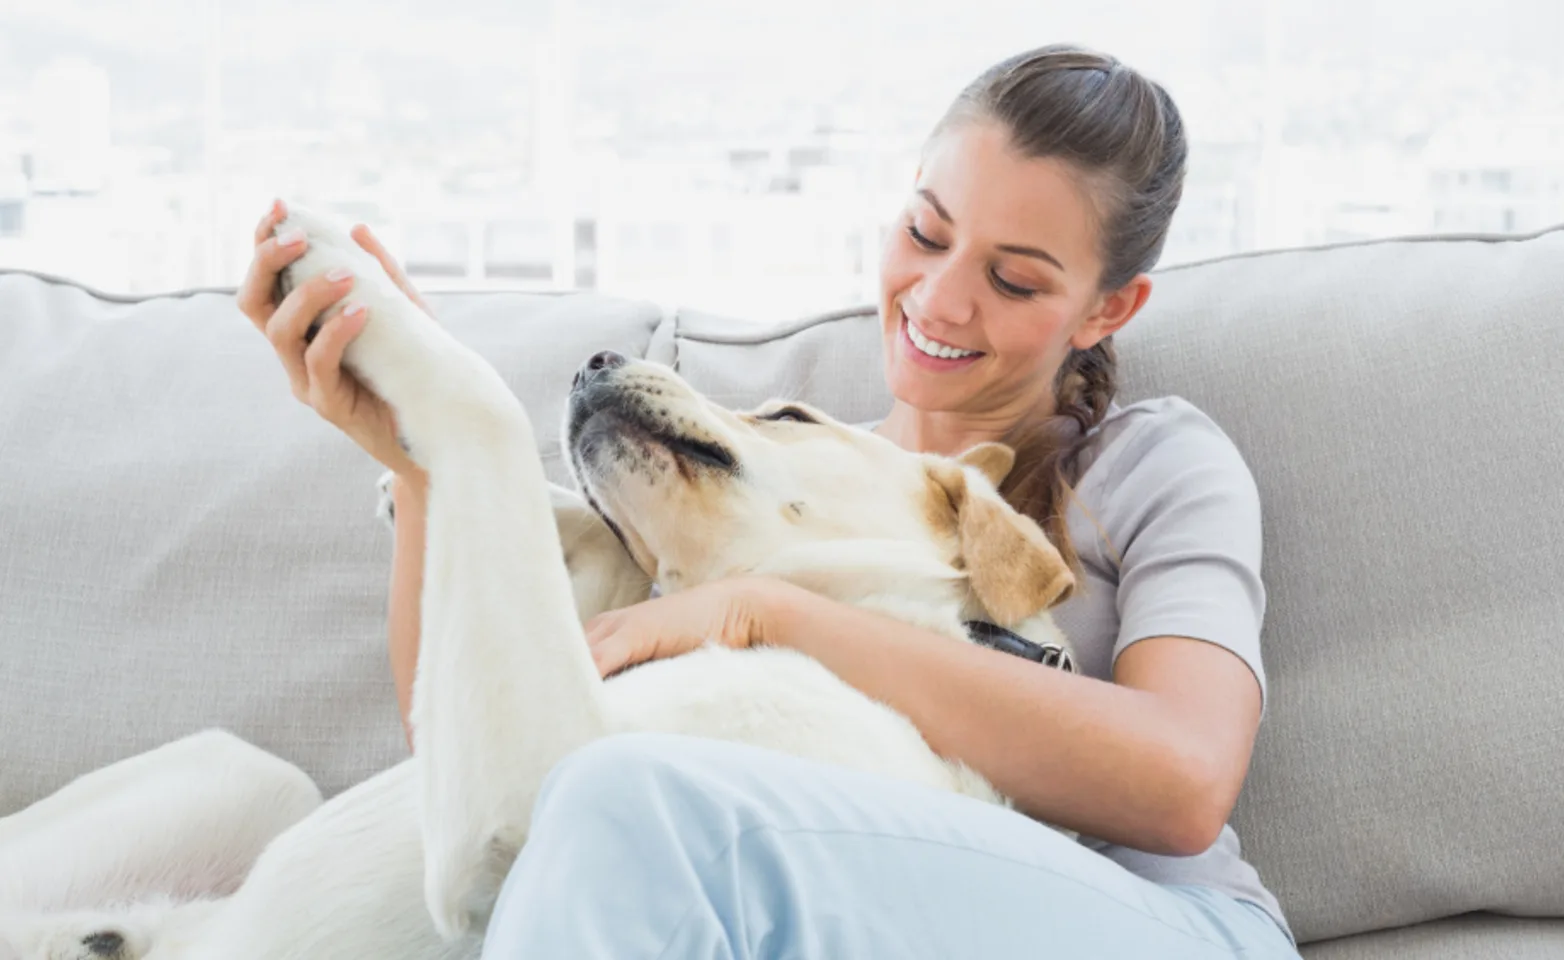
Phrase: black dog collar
[{"left": 964, "top": 621, "right": 1076, "bottom": 673}]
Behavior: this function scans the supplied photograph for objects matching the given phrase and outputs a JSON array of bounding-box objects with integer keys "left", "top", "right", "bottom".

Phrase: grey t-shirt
[
  {"left": 861, "top": 395, "right": 1290, "bottom": 944},
  {"left": 1014, "top": 395, "right": 1291, "bottom": 945}
]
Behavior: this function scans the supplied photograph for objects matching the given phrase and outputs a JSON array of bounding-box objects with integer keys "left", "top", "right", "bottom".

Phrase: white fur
[{"left": 0, "top": 207, "right": 1076, "bottom": 960}]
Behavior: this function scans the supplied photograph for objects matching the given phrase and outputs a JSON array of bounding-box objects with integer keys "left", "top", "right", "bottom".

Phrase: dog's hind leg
[
  {"left": 0, "top": 730, "right": 319, "bottom": 916},
  {"left": 275, "top": 209, "right": 611, "bottom": 940}
]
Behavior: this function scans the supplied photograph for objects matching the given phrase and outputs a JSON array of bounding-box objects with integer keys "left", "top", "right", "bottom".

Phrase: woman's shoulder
[
  {"left": 1089, "top": 394, "right": 1234, "bottom": 445},
  {"left": 1079, "top": 395, "right": 1257, "bottom": 504}
]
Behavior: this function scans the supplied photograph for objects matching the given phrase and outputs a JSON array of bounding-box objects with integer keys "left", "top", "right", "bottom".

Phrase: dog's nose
[
  {"left": 82, "top": 931, "right": 124, "bottom": 956},
  {"left": 573, "top": 350, "right": 627, "bottom": 390}
]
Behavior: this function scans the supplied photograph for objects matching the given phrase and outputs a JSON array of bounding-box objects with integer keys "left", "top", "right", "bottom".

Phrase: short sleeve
[{"left": 1100, "top": 403, "right": 1269, "bottom": 717}]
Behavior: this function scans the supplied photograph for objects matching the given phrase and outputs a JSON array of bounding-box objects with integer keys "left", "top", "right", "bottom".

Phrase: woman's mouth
[{"left": 899, "top": 310, "right": 984, "bottom": 370}]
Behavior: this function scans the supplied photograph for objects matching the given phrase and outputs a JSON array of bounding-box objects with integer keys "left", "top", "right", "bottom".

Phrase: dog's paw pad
[{"left": 80, "top": 930, "right": 127, "bottom": 958}]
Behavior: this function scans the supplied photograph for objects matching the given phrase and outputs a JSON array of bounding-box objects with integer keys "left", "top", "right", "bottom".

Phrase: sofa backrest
[{"left": 3, "top": 225, "right": 1562, "bottom": 946}]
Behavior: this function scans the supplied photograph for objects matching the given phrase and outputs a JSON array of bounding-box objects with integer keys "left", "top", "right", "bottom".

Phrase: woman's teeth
[{"left": 907, "top": 320, "right": 979, "bottom": 359}]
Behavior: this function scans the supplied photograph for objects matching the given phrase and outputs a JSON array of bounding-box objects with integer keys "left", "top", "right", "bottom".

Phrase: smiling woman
[{"left": 475, "top": 45, "right": 1303, "bottom": 959}]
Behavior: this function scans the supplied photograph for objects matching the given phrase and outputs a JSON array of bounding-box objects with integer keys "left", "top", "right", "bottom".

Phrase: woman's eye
[
  {"left": 906, "top": 223, "right": 944, "bottom": 251},
  {"left": 991, "top": 271, "right": 1039, "bottom": 299}
]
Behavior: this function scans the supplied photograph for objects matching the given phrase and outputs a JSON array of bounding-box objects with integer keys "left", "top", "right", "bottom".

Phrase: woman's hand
[
  {"left": 236, "top": 198, "right": 431, "bottom": 480},
  {"left": 585, "top": 576, "right": 793, "bottom": 679}
]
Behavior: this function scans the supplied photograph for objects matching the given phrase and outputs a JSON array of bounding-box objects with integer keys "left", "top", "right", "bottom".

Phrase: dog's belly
[
  {"left": 157, "top": 648, "right": 999, "bottom": 960},
  {"left": 603, "top": 645, "right": 1003, "bottom": 804}
]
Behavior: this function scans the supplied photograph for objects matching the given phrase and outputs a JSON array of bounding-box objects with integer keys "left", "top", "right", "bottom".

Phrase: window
[{"left": 3, "top": 0, "right": 1563, "bottom": 321}]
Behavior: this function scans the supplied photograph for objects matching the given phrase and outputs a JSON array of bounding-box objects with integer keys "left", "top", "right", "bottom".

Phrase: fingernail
[
  {"left": 341, "top": 300, "right": 367, "bottom": 319},
  {"left": 276, "top": 227, "right": 306, "bottom": 246},
  {"left": 325, "top": 267, "right": 353, "bottom": 283}
]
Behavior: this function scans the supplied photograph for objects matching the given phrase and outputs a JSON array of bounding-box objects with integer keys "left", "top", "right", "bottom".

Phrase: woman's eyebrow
[{"left": 916, "top": 188, "right": 1065, "bottom": 272}]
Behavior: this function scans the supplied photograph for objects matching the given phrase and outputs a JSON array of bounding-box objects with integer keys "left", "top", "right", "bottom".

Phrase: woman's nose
[{"left": 912, "top": 262, "right": 977, "bottom": 327}]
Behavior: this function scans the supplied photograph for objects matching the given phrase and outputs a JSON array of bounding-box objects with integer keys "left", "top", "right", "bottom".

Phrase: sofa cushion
[
  {"left": 672, "top": 305, "right": 892, "bottom": 422},
  {"left": 0, "top": 275, "right": 664, "bottom": 814},
  {"left": 1301, "top": 914, "right": 1564, "bottom": 960},
  {"left": 670, "top": 227, "right": 1564, "bottom": 946}
]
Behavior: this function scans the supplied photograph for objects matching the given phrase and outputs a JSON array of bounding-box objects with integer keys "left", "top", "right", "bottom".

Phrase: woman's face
[{"left": 878, "top": 120, "right": 1144, "bottom": 419}]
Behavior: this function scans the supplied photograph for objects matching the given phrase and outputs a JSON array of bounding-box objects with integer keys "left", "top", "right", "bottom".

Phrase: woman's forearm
[
  {"left": 761, "top": 583, "right": 1216, "bottom": 856},
  {"left": 388, "top": 471, "right": 428, "bottom": 750}
]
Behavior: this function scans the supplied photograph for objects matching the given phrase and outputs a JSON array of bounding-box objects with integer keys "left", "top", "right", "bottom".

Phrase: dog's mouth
[
  {"left": 602, "top": 413, "right": 738, "bottom": 477},
  {"left": 568, "top": 381, "right": 740, "bottom": 480},
  {"left": 655, "top": 431, "right": 736, "bottom": 471},
  {"left": 566, "top": 385, "right": 738, "bottom": 573}
]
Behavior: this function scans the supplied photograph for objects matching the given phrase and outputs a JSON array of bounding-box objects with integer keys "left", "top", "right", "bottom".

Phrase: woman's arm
[
  {"left": 761, "top": 582, "right": 1262, "bottom": 856},
  {"left": 387, "top": 470, "right": 429, "bottom": 749}
]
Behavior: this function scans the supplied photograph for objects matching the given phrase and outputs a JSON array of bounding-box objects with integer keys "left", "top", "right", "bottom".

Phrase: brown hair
[{"left": 932, "top": 44, "right": 1188, "bottom": 590}]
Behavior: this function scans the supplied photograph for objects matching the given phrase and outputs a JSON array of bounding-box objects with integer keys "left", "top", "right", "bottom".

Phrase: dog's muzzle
[{"left": 566, "top": 353, "right": 738, "bottom": 477}]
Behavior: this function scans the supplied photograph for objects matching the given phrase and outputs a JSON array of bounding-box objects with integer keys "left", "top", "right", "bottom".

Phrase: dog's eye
[{"left": 760, "top": 407, "right": 816, "bottom": 424}]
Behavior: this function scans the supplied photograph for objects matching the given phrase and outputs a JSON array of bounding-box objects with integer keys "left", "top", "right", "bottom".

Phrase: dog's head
[{"left": 565, "top": 352, "right": 1073, "bottom": 631}]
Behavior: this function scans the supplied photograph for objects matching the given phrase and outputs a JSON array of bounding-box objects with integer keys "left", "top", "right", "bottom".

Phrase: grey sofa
[{"left": 3, "top": 225, "right": 1562, "bottom": 957}]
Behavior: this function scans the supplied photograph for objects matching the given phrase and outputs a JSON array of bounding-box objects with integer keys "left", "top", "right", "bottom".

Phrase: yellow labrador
[{"left": 0, "top": 208, "right": 1075, "bottom": 960}]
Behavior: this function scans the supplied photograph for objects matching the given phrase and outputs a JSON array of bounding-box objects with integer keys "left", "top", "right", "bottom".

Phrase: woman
[{"left": 240, "top": 44, "right": 1301, "bottom": 959}]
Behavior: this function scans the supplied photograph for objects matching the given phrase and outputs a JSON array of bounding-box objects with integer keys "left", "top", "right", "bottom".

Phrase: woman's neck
[{"left": 874, "top": 399, "right": 1052, "bottom": 457}]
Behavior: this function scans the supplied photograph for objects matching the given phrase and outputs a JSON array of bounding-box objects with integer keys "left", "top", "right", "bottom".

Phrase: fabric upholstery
[
  {"left": 3, "top": 225, "right": 1562, "bottom": 956},
  {"left": 1301, "top": 914, "right": 1564, "bottom": 959}
]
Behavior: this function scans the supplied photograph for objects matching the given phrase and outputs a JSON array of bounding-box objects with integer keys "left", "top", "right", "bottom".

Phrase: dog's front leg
[{"left": 275, "top": 209, "right": 610, "bottom": 939}]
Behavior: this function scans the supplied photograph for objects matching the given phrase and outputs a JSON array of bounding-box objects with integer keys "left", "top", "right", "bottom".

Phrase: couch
[{"left": 3, "top": 224, "right": 1562, "bottom": 957}]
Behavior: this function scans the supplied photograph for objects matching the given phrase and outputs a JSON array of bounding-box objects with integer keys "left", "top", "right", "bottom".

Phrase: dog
[{"left": 0, "top": 207, "right": 1077, "bottom": 960}]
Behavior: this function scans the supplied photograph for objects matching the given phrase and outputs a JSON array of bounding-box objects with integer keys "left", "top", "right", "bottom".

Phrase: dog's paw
[
  {"left": 271, "top": 205, "right": 521, "bottom": 461},
  {"left": 272, "top": 207, "right": 419, "bottom": 339}
]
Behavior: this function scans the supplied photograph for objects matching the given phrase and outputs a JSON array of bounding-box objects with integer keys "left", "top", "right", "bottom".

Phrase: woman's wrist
[
  {"left": 392, "top": 468, "right": 429, "bottom": 503},
  {"left": 745, "top": 576, "right": 819, "bottom": 651}
]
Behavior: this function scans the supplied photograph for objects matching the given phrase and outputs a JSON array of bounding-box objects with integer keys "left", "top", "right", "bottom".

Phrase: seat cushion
[{"left": 1301, "top": 914, "right": 1564, "bottom": 959}]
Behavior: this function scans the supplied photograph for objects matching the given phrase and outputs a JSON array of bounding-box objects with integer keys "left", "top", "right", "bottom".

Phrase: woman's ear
[{"left": 1071, "top": 273, "right": 1153, "bottom": 351}]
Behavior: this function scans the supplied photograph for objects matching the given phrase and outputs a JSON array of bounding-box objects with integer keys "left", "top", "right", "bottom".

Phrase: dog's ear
[
  {"left": 955, "top": 441, "right": 1016, "bottom": 488},
  {"left": 926, "top": 458, "right": 1074, "bottom": 625}
]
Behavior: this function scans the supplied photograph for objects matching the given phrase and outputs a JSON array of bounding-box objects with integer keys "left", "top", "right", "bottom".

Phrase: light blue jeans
[{"left": 481, "top": 732, "right": 1302, "bottom": 959}]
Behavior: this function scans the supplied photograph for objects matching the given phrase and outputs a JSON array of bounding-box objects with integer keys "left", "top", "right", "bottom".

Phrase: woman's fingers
[
  {"left": 298, "top": 303, "right": 421, "bottom": 477},
  {"left": 252, "top": 197, "right": 287, "bottom": 246},
  {"left": 350, "top": 223, "right": 432, "bottom": 315},
  {"left": 303, "top": 301, "right": 368, "bottom": 421},
  {"left": 263, "top": 268, "right": 356, "bottom": 399},
  {"left": 584, "top": 612, "right": 636, "bottom": 678},
  {"left": 589, "top": 632, "right": 638, "bottom": 679},
  {"left": 236, "top": 230, "right": 310, "bottom": 326}
]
